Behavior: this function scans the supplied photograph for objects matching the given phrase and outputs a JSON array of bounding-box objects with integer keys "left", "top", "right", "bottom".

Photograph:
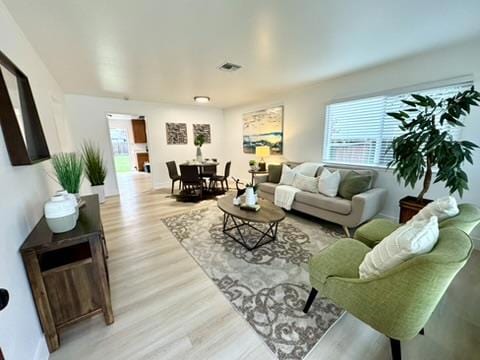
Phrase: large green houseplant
[
  {"left": 387, "top": 86, "right": 480, "bottom": 212},
  {"left": 82, "top": 141, "right": 107, "bottom": 203}
]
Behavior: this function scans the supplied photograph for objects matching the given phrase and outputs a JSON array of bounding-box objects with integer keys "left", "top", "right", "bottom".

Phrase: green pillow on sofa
[
  {"left": 268, "top": 164, "right": 282, "bottom": 183},
  {"left": 338, "top": 171, "right": 372, "bottom": 200}
]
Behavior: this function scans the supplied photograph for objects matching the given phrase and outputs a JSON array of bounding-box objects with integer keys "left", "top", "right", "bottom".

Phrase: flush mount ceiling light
[
  {"left": 194, "top": 96, "right": 211, "bottom": 103},
  {"left": 218, "top": 62, "right": 242, "bottom": 72}
]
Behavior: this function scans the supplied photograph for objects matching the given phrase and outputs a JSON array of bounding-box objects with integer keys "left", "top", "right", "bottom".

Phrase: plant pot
[
  {"left": 91, "top": 185, "right": 106, "bottom": 203},
  {"left": 399, "top": 196, "right": 433, "bottom": 223}
]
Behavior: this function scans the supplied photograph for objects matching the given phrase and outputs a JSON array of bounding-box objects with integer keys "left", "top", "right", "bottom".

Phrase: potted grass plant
[
  {"left": 82, "top": 141, "right": 107, "bottom": 203},
  {"left": 387, "top": 86, "right": 480, "bottom": 221},
  {"left": 51, "top": 152, "right": 84, "bottom": 199}
]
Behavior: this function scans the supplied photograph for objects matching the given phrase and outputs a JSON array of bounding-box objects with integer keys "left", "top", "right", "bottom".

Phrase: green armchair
[{"left": 303, "top": 203, "right": 480, "bottom": 360}]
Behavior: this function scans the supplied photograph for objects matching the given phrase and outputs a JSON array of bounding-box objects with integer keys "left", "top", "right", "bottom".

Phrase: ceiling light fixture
[{"left": 194, "top": 96, "right": 210, "bottom": 103}]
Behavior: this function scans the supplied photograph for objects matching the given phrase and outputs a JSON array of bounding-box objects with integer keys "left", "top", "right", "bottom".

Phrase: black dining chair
[
  {"left": 180, "top": 165, "right": 203, "bottom": 197},
  {"left": 200, "top": 165, "right": 217, "bottom": 188},
  {"left": 166, "top": 161, "right": 181, "bottom": 194},
  {"left": 211, "top": 161, "right": 231, "bottom": 191}
]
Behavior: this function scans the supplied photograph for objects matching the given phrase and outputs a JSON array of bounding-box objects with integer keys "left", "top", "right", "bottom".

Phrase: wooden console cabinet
[{"left": 21, "top": 195, "right": 113, "bottom": 352}]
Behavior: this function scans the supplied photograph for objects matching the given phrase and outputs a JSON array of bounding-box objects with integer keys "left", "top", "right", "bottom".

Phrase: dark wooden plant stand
[
  {"left": 399, "top": 196, "right": 433, "bottom": 223},
  {"left": 20, "top": 195, "right": 113, "bottom": 352}
]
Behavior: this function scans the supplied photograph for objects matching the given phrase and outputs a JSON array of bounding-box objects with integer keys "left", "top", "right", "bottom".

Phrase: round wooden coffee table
[{"left": 217, "top": 195, "right": 286, "bottom": 251}]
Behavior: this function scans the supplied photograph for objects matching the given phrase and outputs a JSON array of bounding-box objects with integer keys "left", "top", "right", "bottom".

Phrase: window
[{"left": 323, "top": 81, "right": 473, "bottom": 167}]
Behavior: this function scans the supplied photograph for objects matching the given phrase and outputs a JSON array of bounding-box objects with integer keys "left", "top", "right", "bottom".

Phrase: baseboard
[
  {"left": 377, "top": 213, "right": 480, "bottom": 250},
  {"left": 33, "top": 337, "right": 49, "bottom": 360}
]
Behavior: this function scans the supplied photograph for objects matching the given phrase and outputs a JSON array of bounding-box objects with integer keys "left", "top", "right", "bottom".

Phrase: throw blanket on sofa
[{"left": 274, "top": 185, "right": 301, "bottom": 210}]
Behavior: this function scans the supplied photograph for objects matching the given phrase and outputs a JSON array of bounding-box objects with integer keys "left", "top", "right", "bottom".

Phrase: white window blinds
[{"left": 323, "top": 82, "right": 473, "bottom": 167}]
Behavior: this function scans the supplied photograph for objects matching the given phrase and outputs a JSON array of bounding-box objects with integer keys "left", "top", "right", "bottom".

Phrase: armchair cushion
[
  {"left": 354, "top": 218, "right": 400, "bottom": 248},
  {"left": 309, "top": 239, "right": 370, "bottom": 285}
]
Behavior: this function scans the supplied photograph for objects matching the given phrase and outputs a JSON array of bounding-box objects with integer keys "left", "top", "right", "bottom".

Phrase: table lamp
[{"left": 255, "top": 146, "right": 270, "bottom": 171}]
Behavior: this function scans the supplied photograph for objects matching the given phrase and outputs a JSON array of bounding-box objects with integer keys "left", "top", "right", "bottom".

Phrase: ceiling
[{"left": 4, "top": 0, "right": 480, "bottom": 108}]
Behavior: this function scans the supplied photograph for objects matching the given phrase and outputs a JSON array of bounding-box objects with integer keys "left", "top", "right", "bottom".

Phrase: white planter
[
  {"left": 245, "top": 187, "right": 256, "bottom": 207},
  {"left": 91, "top": 185, "right": 105, "bottom": 203}
]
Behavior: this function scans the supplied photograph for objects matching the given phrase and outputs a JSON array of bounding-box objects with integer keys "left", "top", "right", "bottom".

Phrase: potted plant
[
  {"left": 387, "top": 86, "right": 480, "bottom": 222},
  {"left": 194, "top": 134, "right": 206, "bottom": 162},
  {"left": 82, "top": 141, "right": 107, "bottom": 203},
  {"left": 249, "top": 160, "right": 257, "bottom": 171},
  {"left": 51, "top": 152, "right": 84, "bottom": 200}
]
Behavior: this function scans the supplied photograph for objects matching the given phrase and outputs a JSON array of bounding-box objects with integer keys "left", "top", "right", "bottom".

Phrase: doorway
[{"left": 107, "top": 113, "right": 152, "bottom": 197}]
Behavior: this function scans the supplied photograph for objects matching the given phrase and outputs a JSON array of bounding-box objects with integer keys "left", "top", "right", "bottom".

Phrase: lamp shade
[{"left": 255, "top": 146, "right": 270, "bottom": 157}]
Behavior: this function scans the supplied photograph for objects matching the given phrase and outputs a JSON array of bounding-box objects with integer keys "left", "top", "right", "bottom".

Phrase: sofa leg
[
  {"left": 390, "top": 338, "right": 401, "bottom": 360},
  {"left": 303, "top": 288, "right": 318, "bottom": 314},
  {"left": 419, "top": 327, "right": 424, "bottom": 335},
  {"left": 342, "top": 226, "right": 351, "bottom": 237}
]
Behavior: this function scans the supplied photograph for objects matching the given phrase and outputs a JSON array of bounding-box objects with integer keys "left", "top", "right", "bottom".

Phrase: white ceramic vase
[
  {"left": 196, "top": 146, "right": 203, "bottom": 162},
  {"left": 245, "top": 187, "right": 256, "bottom": 207},
  {"left": 91, "top": 185, "right": 105, "bottom": 203}
]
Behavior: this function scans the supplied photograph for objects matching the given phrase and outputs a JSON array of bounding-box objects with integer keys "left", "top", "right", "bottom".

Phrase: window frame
[{"left": 322, "top": 77, "right": 473, "bottom": 169}]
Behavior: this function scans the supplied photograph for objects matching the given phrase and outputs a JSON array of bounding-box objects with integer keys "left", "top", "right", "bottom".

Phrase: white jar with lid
[
  {"left": 56, "top": 190, "right": 79, "bottom": 220},
  {"left": 44, "top": 194, "right": 78, "bottom": 233}
]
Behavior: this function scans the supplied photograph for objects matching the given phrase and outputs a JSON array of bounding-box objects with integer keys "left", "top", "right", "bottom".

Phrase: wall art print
[
  {"left": 166, "top": 122, "right": 188, "bottom": 144},
  {"left": 242, "top": 106, "right": 283, "bottom": 154}
]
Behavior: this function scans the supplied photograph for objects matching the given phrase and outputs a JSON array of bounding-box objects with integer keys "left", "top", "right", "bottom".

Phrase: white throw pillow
[
  {"left": 359, "top": 216, "right": 439, "bottom": 279},
  {"left": 317, "top": 168, "right": 341, "bottom": 197},
  {"left": 292, "top": 173, "right": 318, "bottom": 193},
  {"left": 279, "top": 164, "right": 296, "bottom": 186},
  {"left": 409, "top": 196, "right": 459, "bottom": 223},
  {"left": 294, "top": 162, "right": 322, "bottom": 177}
]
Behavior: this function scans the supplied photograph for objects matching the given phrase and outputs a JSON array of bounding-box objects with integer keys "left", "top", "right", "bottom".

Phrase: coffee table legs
[{"left": 222, "top": 213, "right": 279, "bottom": 251}]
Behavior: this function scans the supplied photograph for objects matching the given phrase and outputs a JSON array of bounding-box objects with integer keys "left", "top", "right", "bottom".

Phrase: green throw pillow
[
  {"left": 268, "top": 164, "right": 282, "bottom": 183},
  {"left": 338, "top": 171, "right": 372, "bottom": 200}
]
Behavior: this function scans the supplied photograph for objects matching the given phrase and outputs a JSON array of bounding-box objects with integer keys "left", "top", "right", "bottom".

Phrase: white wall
[
  {"left": 0, "top": 1, "right": 69, "bottom": 359},
  {"left": 223, "top": 38, "right": 480, "bottom": 238},
  {"left": 64, "top": 95, "right": 225, "bottom": 196}
]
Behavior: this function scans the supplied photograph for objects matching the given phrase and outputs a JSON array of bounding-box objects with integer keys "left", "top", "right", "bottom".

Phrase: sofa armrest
[
  {"left": 350, "top": 188, "right": 387, "bottom": 225},
  {"left": 309, "top": 239, "right": 370, "bottom": 286},
  {"left": 254, "top": 174, "right": 269, "bottom": 185}
]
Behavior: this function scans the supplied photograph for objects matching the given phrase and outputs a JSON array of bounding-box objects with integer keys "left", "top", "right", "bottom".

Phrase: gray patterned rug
[{"left": 163, "top": 204, "right": 344, "bottom": 359}]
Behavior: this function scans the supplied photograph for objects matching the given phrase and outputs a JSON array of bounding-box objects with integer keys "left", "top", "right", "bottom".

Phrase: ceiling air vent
[{"left": 218, "top": 62, "right": 242, "bottom": 72}]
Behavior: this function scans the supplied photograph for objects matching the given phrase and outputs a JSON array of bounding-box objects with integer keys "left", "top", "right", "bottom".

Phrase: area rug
[{"left": 162, "top": 205, "right": 345, "bottom": 359}]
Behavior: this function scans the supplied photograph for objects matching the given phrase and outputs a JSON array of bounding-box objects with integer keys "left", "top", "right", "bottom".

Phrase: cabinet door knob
[{"left": 0, "top": 288, "right": 9, "bottom": 311}]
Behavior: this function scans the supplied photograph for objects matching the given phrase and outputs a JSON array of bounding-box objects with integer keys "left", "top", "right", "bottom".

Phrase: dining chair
[
  {"left": 166, "top": 161, "right": 181, "bottom": 194},
  {"left": 211, "top": 161, "right": 231, "bottom": 191},
  {"left": 200, "top": 165, "right": 217, "bottom": 188},
  {"left": 179, "top": 165, "right": 203, "bottom": 197}
]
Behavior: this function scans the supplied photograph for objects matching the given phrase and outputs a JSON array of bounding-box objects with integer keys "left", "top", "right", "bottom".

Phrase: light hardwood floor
[{"left": 50, "top": 172, "right": 480, "bottom": 360}]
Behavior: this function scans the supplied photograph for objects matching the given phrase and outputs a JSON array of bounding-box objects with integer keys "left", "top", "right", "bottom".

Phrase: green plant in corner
[
  {"left": 387, "top": 86, "right": 480, "bottom": 201},
  {"left": 82, "top": 141, "right": 107, "bottom": 186},
  {"left": 51, "top": 152, "right": 84, "bottom": 194}
]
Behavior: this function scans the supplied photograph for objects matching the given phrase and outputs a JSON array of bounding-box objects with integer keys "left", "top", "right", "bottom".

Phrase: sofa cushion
[
  {"left": 292, "top": 173, "right": 318, "bottom": 193},
  {"left": 267, "top": 164, "right": 282, "bottom": 183},
  {"left": 295, "top": 192, "right": 352, "bottom": 215},
  {"left": 257, "top": 182, "right": 278, "bottom": 195},
  {"left": 325, "top": 166, "right": 377, "bottom": 188},
  {"left": 338, "top": 171, "right": 373, "bottom": 200}
]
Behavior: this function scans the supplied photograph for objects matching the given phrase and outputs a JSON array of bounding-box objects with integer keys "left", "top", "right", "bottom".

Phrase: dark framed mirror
[{"left": 0, "top": 50, "right": 50, "bottom": 165}]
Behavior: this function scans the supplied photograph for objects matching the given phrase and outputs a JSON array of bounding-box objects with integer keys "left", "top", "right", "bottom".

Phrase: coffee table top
[{"left": 217, "top": 195, "right": 286, "bottom": 224}]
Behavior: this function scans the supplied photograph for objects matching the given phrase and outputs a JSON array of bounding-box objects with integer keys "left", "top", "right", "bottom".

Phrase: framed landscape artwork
[
  {"left": 166, "top": 123, "right": 188, "bottom": 144},
  {"left": 242, "top": 106, "right": 283, "bottom": 154},
  {"left": 193, "top": 124, "right": 211, "bottom": 143}
]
